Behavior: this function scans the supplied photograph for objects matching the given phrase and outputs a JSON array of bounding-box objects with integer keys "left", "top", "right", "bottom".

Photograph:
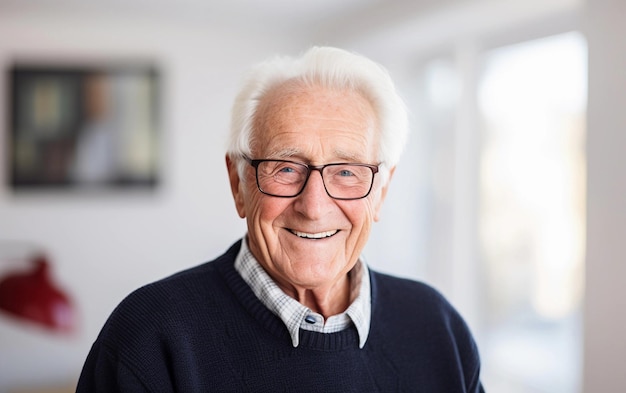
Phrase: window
[
  {"left": 478, "top": 31, "right": 586, "bottom": 392},
  {"left": 414, "top": 31, "right": 586, "bottom": 392}
]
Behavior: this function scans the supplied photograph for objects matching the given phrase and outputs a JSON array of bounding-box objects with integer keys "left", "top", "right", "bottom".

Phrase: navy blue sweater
[{"left": 77, "top": 241, "right": 484, "bottom": 392}]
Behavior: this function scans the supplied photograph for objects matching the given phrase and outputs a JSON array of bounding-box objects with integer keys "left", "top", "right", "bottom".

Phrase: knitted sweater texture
[{"left": 77, "top": 241, "right": 484, "bottom": 392}]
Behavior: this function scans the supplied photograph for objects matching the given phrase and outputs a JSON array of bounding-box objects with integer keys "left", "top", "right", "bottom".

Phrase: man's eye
[{"left": 338, "top": 169, "right": 355, "bottom": 177}]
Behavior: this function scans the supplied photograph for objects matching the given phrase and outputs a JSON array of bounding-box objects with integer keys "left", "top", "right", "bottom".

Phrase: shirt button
[{"left": 304, "top": 315, "right": 317, "bottom": 324}]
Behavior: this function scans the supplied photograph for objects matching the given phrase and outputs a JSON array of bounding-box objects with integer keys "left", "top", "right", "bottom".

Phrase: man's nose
[{"left": 293, "top": 170, "right": 333, "bottom": 218}]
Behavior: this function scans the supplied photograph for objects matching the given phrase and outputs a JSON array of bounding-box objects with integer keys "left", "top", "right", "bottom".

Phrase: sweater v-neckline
[{"left": 215, "top": 242, "right": 361, "bottom": 351}]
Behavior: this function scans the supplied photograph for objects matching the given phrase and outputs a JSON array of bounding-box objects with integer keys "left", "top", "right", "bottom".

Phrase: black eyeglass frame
[{"left": 244, "top": 157, "right": 380, "bottom": 200}]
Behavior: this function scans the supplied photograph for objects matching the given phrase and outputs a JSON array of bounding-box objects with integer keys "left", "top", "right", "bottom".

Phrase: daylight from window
[{"left": 477, "top": 31, "right": 587, "bottom": 393}]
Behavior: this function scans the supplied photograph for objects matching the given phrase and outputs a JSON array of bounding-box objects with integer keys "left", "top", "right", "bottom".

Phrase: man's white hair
[{"left": 227, "top": 46, "right": 408, "bottom": 184}]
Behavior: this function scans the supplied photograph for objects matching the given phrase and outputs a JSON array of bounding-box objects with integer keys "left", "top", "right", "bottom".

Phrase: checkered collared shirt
[{"left": 234, "top": 238, "right": 371, "bottom": 348}]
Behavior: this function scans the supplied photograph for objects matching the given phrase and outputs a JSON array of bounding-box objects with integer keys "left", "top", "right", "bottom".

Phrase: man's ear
[
  {"left": 373, "top": 166, "right": 395, "bottom": 222},
  {"left": 226, "top": 155, "right": 246, "bottom": 218}
]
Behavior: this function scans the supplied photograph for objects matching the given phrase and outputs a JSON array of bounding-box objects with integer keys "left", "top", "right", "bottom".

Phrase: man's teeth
[{"left": 291, "top": 230, "right": 338, "bottom": 239}]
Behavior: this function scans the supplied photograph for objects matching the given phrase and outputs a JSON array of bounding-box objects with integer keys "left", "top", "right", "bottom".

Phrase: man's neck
[{"left": 284, "top": 274, "right": 351, "bottom": 318}]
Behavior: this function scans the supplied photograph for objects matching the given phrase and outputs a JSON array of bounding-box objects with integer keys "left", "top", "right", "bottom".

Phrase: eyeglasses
[{"left": 245, "top": 158, "right": 379, "bottom": 200}]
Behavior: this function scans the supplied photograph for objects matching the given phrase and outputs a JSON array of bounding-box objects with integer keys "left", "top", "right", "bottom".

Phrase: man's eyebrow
[
  {"left": 266, "top": 148, "right": 366, "bottom": 163},
  {"left": 266, "top": 148, "right": 301, "bottom": 160},
  {"left": 333, "top": 149, "right": 366, "bottom": 162}
]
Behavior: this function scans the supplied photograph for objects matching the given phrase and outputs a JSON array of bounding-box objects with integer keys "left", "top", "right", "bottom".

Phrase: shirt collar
[{"left": 234, "top": 237, "right": 371, "bottom": 348}]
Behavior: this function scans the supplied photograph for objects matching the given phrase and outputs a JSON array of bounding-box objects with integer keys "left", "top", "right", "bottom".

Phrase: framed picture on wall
[{"left": 7, "top": 63, "right": 160, "bottom": 190}]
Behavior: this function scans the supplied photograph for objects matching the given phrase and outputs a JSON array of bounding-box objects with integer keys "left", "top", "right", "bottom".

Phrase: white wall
[{"left": 584, "top": 0, "right": 626, "bottom": 390}]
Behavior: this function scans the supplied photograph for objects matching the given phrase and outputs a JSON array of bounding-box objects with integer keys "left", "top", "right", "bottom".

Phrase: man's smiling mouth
[{"left": 288, "top": 229, "right": 339, "bottom": 239}]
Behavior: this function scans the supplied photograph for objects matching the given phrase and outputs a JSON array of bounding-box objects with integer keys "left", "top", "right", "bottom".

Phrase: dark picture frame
[{"left": 7, "top": 63, "right": 160, "bottom": 190}]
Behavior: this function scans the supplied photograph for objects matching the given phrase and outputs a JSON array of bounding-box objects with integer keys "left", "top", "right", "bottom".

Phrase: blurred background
[{"left": 0, "top": 0, "right": 623, "bottom": 392}]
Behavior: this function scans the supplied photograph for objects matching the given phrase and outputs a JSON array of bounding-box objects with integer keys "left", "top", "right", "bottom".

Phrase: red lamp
[{"left": 0, "top": 253, "right": 75, "bottom": 333}]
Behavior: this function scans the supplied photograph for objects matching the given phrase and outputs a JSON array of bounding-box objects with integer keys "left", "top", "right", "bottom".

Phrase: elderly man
[{"left": 77, "top": 47, "right": 484, "bottom": 392}]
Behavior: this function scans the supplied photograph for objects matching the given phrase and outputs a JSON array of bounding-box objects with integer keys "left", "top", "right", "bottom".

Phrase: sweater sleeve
[
  {"left": 76, "top": 340, "right": 152, "bottom": 393},
  {"left": 76, "top": 284, "right": 179, "bottom": 393},
  {"left": 448, "top": 296, "right": 485, "bottom": 393},
  {"left": 467, "top": 343, "right": 485, "bottom": 393}
]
